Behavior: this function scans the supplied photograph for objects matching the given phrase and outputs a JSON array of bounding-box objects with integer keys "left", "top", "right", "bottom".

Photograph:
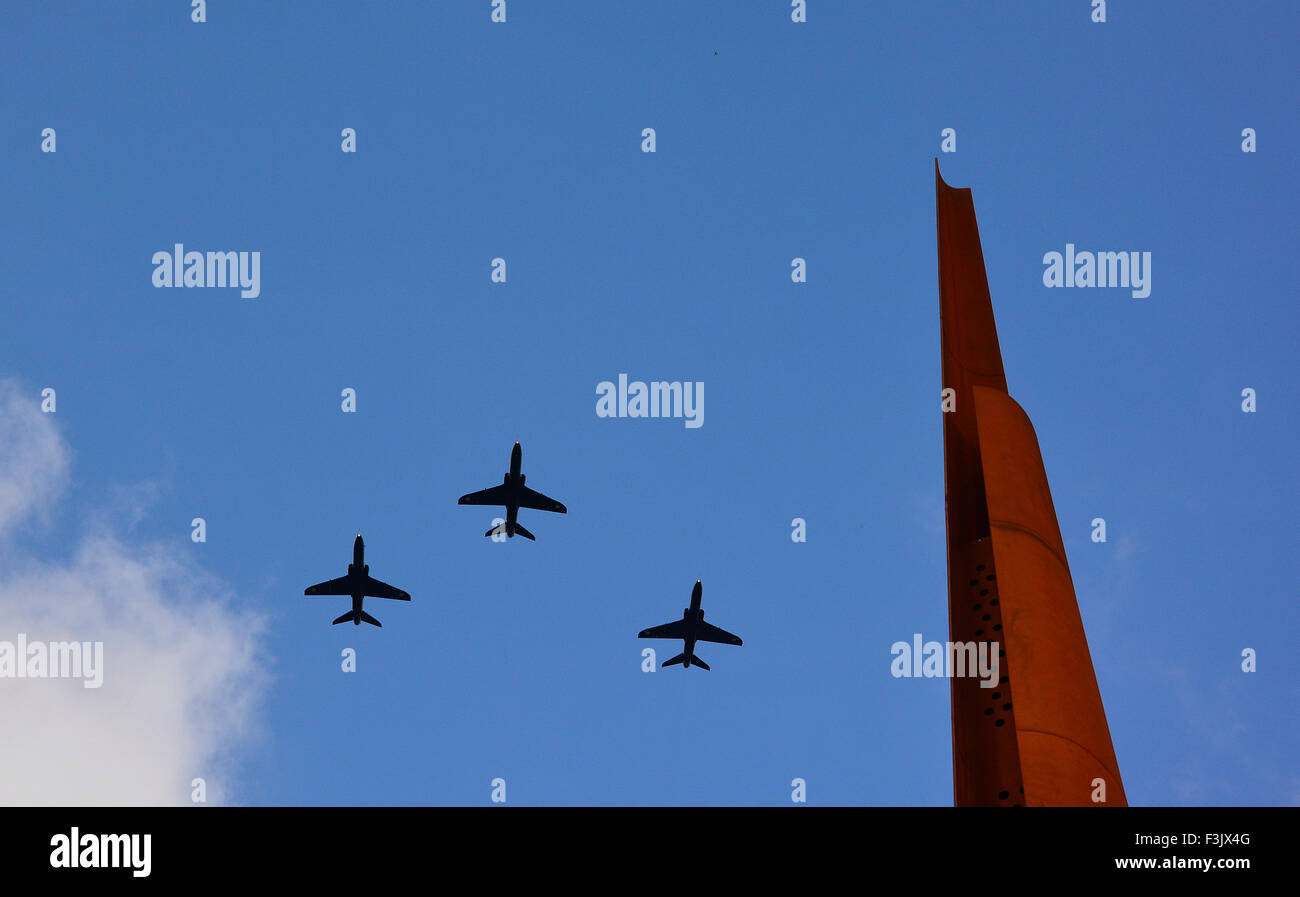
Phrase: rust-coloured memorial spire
[{"left": 936, "top": 162, "right": 1126, "bottom": 807}]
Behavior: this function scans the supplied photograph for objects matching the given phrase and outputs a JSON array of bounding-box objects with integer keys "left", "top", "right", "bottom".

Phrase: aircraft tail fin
[
  {"left": 485, "top": 522, "right": 507, "bottom": 539},
  {"left": 332, "top": 610, "right": 382, "bottom": 627},
  {"left": 662, "top": 652, "right": 709, "bottom": 669},
  {"left": 511, "top": 522, "right": 536, "bottom": 541}
]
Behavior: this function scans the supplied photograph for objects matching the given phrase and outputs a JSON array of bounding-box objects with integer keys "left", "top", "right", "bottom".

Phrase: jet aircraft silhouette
[
  {"left": 304, "top": 534, "right": 410, "bottom": 627},
  {"left": 638, "top": 580, "right": 742, "bottom": 670},
  {"left": 457, "top": 441, "right": 567, "bottom": 540}
]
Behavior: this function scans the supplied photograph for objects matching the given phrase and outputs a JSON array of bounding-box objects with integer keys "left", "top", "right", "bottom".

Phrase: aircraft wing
[
  {"left": 364, "top": 576, "right": 410, "bottom": 601},
  {"left": 304, "top": 575, "right": 353, "bottom": 596},
  {"left": 696, "top": 621, "right": 743, "bottom": 646},
  {"left": 458, "top": 484, "right": 510, "bottom": 506},
  {"left": 517, "top": 485, "right": 566, "bottom": 513},
  {"left": 638, "top": 619, "right": 690, "bottom": 640}
]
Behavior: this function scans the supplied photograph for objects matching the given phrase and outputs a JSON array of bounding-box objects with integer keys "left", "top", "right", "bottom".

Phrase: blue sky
[{"left": 0, "top": 1, "right": 1295, "bottom": 805}]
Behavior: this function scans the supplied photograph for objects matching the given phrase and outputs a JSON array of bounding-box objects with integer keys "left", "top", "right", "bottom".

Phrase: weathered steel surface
[{"left": 937, "top": 163, "right": 1125, "bottom": 806}]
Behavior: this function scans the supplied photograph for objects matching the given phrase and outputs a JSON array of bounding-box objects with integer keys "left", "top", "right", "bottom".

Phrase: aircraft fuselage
[
  {"left": 500, "top": 442, "right": 526, "bottom": 526},
  {"left": 680, "top": 588, "right": 705, "bottom": 666},
  {"left": 346, "top": 534, "right": 371, "bottom": 618}
]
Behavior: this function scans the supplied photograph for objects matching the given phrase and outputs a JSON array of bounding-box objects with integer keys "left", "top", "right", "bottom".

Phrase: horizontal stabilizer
[
  {"left": 662, "top": 652, "right": 709, "bottom": 670},
  {"left": 332, "top": 610, "right": 382, "bottom": 627},
  {"left": 484, "top": 521, "right": 535, "bottom": 540}
]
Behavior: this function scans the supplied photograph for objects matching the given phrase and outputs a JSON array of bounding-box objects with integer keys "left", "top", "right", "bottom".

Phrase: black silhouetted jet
[
  {"left": 304, "top": 534, "right": 410, "bottom": 627},
  {"left": 638, "top": 580, "right": 742, "bottom": 670},
  {"left": 457, "top": 441, "right": 566, "bottom": 541}
]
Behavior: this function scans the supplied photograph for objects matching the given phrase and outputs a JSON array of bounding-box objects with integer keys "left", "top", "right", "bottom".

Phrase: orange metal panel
[
  {"left": 973, "top": 386, "right": 1127, "bottom": 806},
  {"left": 937, "top": 163, "right": 1125, "bottom": 806}
]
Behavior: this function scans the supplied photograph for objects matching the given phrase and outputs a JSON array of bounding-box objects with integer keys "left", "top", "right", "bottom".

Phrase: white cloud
[
  {"left": 0, "top": 383, "right": 68, "bottom": 535},
  {"left": 0, "top": 383, "right": 267, "bottom": 805}
]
